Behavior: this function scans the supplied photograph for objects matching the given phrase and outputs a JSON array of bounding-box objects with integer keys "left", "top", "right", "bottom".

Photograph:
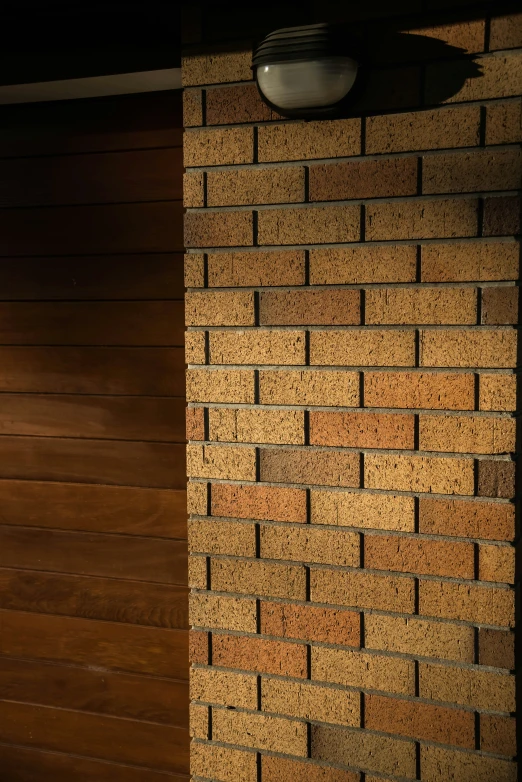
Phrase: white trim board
[{"left": 0, "top": 69, "right": 182, "bottom": 104}]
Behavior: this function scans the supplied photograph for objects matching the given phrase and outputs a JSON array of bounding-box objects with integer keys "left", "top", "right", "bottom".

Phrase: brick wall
[{"left": 183, "top": 3, "right": 521, "bottom": 780}]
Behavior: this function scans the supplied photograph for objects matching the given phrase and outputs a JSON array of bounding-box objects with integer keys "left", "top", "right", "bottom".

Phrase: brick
[
  {"left": 421, "top": 745, "right": 517, "bottom": 782},
  {"left": 184, "top": 127, "right": 253, "bottom": 167},
  {"left": 187, "top": 407, "right": 205, "bottom": 440},
  {"left": 419, "top": 329, "right": 517, "bottom": 368},
  {"left": 208, "top": 250, "right": 305, "bottom": 287},
  {"left": 189, "top": 555, "right": 207, "bottom": 588},
  {"left": 183, "top": 88, "right": 203, "bottom": 127},
  {"left": 309, "top": 245, "right": 417, "bottom": 284},
  {"left": 259, "top": 601, "right": 360, "bottom": 646},
  {"left": 189, "top": 593, "right": 257, "bottom": 633},
  {"left": 477, "top": 459, "right": 516, "bottom": 498},
  {"left": 310, "top": 411, "right": 415, "bottom": 449},
  {"left": 184, "top": 171, "right": 204, "bottom": 207},
  {"left": 258, "top": 118, "right": 361, "bottom": 162},
  {"left": 365, "top": 453, "right": 474, "bottom": 495},
  {"left": 419, "top": 662, "right": 515, "bottom": 711},
  {"left": 365, "top": 534, "right": 474, "bottom": 579},
  {"left": 189, "top": 630, "right": 209, "bottom": 665},
  {"left": 211, "top": 483, "right": 307, "bottom": 523},
  {"left": 478, "top": 627, "right": 515, "bottom": 668},
  {"left": 425, "top": 52, "right": 522, "bottom": 104},
  {"left": 309, "top": 157, "right": 417, "bottom": 201},
  {"left": 186, "top": 331, "right": 206, "bottom": 364},
  {"left": 366, "top": 106, "right": 480, "bottom": 154},
  {"left": 258, "top": 205, "right": 360, "bottom": 245},
  {"left": 191, "top": 667, "right": 257, "bottom": 709},
  {"left": 187, "top": 481, "right": 208, "bottom": 516},
  {"left": 206, "top": 166, "right": 305, "bottom": 207},
  {"left": 185, "top": 210, "right": 252, "bottom": 248},
  {"left": 407, "top": 20, "right": 485, "bottom": 54},
  {"left": 190, "top": 703, "right": 208, "bottom": 739},
  {"left": 191, "top": 742, "right": 257, "bottom": 782},
  {"left": 209, "top": 329, "right": 306, "bottom": 365},
  {"left": 206, "top": 82, "right": 280, "bottom": 125},
  {"left": 355, "top": 65, "right": 421, "bottom": 113},
  {"left": 490, "top": 13, "right": 522, "bottom": 50},
  {"left": 209, "top": 407, "right": 304, "bottom": 445},
  {"left": 366, "top": 287, "right": 477, "bottom": 325},
  {"left": 481, "top": 714, "right": 517, "bottom": 756},
  {"left": 421, "top": 241, "right": 519, "bottom": 282},
  {"left": 419, "top": 498, "right": 515, "bottom": 541},
  {"left": 187, "top": 369, "right": 255, "bottom": 403},
  {"left": 366, "top": 198, "right": 478, "bottom": 240},
  {"left": 311, "top": 490, "right": 415, "bottom": 532},
  {"left": 311, "top": 724, "right": 416, "bottom": 778},
  {"left": 481, "top": 287, "right": 518, "bottom": 325},
  {"left": 186, "top": 443, "right": 256, "bottom": 481},
  {"left": 419, "top": 414, "right": 516, "bottom": 454},
  {"left": 260, "top": 447, "right": 360, "bottom": 488},
  {"left": 310, "top": 330, "right": 415, "bottom": 367},
  {"left": 311, "top": 568, "right": 414, "bottom": 612},
  {"left": 365, "top": 371, "right": 475, "bottom": 410},
  {"left": 259, "top": 370, "right": 360, "bottom": 407},
  {"left": 486, "top": 101, "right": 522, "bottom": 145},
  {"left": 185, "top": 291, "right": 254, "bottom": 326},
  {"left": 260, "top": 525, "right": 360, "bottom": 567},
  {"left": 212, "top": 633, "right": 307, "bottom": 678},
  {"left": 211, "top": 558, "right": 306, "bottom": 600},
  {"left": 479, "top": 544, "right": 515, "bottom": 583},
  {"left": 182, "top": 49, "right": 252, "bottom": 86},
  {"left": 189, "top": 519, "right": 255, "bottom": 557},
  {"left": 423, "top": 148, "right": 521, "bottom": 194},
  {"left": 185, "top": 253, "right": 205, "bottom": 287},
  {"left": 419, "top": 579, "right": 515, "bottom": 627},
  {"left": 212, "top": 708, "right": 307, "bottom": 756},
  {"left": 365, "top": 694, "right": 475, "bottom": 748},
  {"left": 312, "top": 646, "right": 415, "bottom": 695},
  {"left": 483, "top": 195, "right": 521, "bottom": 236},
  {"left": 259, "top": 289, "right": 361, "bottom": 326},
  {"left": 262, "top": 678, "right": 360, "bottom": 726},
  {"left": 365, "top": 614, "right": 475, "bottom": 662},
  {"left": 262, "top": 756, "right": 359, "bottom": 782}
]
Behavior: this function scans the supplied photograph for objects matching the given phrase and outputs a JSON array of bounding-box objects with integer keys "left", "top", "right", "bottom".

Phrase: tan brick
[
  {"left": 407, "top": 20, "right": 485, "bottom": 53},
  {"left": 365, "top": 695, "right": 475, "bottom": 748},
  {"left": 190, "top": 629, "right": 208, "bottom": 665},
  {"left": 207, "top": 166, "right": 305, "bottom": 207},
  {"left": 420, "top": 662, "right": 515, "bottom": 711},
  {"left": 481, "top": 286, "right": 518, "bottom": 325},
  {"left": 205, "top": 82, "right": 279, "bottom": 126},
  {"left": 312, "top": 646, "right": 415, "bottom": 695},
  {"left": 259, "top": 289, "right": 361, "bottom": 326},
  {"left": 262, "top": 756, "right": 358, "bottom": 782},
  {"left": 426, "top": 52, "right": 522, "bottom": 104},
  {"left": 189, "top": 519, "right": 255, "bottom": 557},
  {"left": 258, "top": 205, "right": 360, "bottom": 245},
  {"left": 310, "top": 157, "right": 417, "bottom": 201},
  {"left": 478, "top": 459, "right": 516, "bottom": 498},
  {"left": 424, "top": 148, "right": 521, "bottom": 195},
  {"left": 209, "top": 329, "right": 306, "bottom": 365},
  {"left": 189, "top": 554, "right": 207, "bottom": 589},
  {"left": 209, "top": 407, "right": 304, "bottom": 445},
  {"left": 183, "top": 88, "right": 203, "bottom": 127},
  {"left": 419, "top": 498, "right": 515, "bottom": 541},
  {"left": 260, "top": 447, "right": 360, "bottom": 488},
  {"left": 189, "top": 593, "right": 257, "bottom": 633},
  {"left": 421, "top": 744, "right": 517, "bottom": 782},
  {"left": 259, "top": 369, "right": 360, "bottom": 407},
  {"left": 365, "top": 371, "right": 475, "bottom": 410},
  {"left": 187, "top": 369, "right": 255, "bottom": 403},
  {"left": 260, "top": 601, "right": 360, "bottom": 646},
  {"left": 185, "top": 253, "right": 205, "bottom": 287},
  {"left": 184, "top": 127, "right": 253, "bottom": 167},
  {"left": 184, "top": 171, "right": 204, "bottom": 207},
  {"left": 366, "top": 106, "right": 480, "bottom": 154},
  {"left": 421, "top": 241, "right": 519, "bottom": 282},
  {"left": 182, "top": 49, "right": 252, "bottom": 86},
  {"left": 310, "top": 330, "right": 415, "bottom": 367},
  {"left": 191, "top": 667, "right": 257, "bottom": 709},
  {"left": 191, "top": 742, "right": 257, "bottom": 782},
  {"left": 419, "top": 579, "right": 515, "bottom": 627},
  {"left": 208, "top": 250, "right": 305, "bottom": 286},
  {"left": 419, "top": 329, "right": 517, "bottom": 368},
  {"left": 419, "top": 414, "right": 516, "bottom": 454},
  {"left": 187, "top": 406, "right": 205, "bottom": 440},
  {"left": 213, "top": 708, "right": 308, "bottom": 756},
  {"left": 490, "top": 13, "right": 522, "bottom": 50},
  {"left": 365, "top": 453, "right": 475, "bottom": 495},
  {"left": 365, "top": 534, "right": 474, "bottom": 579},
  {"left": 186, "top": 331, "right": 206, "bottom": 365},
  {"left": 479, "top": 544, "right": 515, "bottom": 583},
  {"left": 480, "top": 374, "right": 517, "bottom": 411},
  {"left": 310, "top": 411, "right": 414, "bottom": 449},
  {"left": 312, "top": 724, "right": 416, "bottom": 778},
  {"left": 365, "top": 614, "right": 475, "bottom": 662},
  {"left": 258, "top": 119, "right": 361, "bottom": 162},
  {"left": 478, "top": 627, "right": 515, "bottom": 668},
  {"left": 311, "top": 490, "right": 415, "bottom": 532},
  {"left": 185, "top": 291, "right": 255, "bottom": 326},
  {"left": 486, "top": 101, "right": 522, "bottom": 145},
  {"left": 262, "top": 678, "right": 360, "bottom": 726},
  {"left": 481, "top": 714, "right": 517, "bottom": 756},
  {"left": 185, "top": 210, "right": 252, "bottom": 248},
  {"left": 213, "top": 634, "right": 307, "bottom": 678},
  {"left": 190, "top": 703, "right": 208, "bottom": 739},
  {"left": 211, "top": 558, "right": 306, "bottom": 600},
  {"left": 310, "top": 245, "right": 416, "bottom": 284},
  {"left": 483, "top": 195, "right": 521, "bottom": 236},
  {"left": 311, "top": 567, "right": 414, "bottom": 612},
  {"left": 366, "top": 287, "right": 477, "bottom": 325},
  {"left": 211, "top": 483, "right": 307, "bottom": 523},
  {"left": 187, "top": 481, "right": 208, "bottom": 516},
  {"left": 366, "top": 198, "right": 478, "bottom": 240},
  {"left": 260, "top": 525, "right": 360, "bottom": 567},
  {"left": 187, "top": 443, "right": 256, "bottom": 481}
]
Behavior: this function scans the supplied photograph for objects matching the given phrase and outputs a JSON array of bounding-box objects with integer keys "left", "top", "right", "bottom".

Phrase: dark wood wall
[{"left": 0, "top": 91, "right": 188, "bottom": 780}]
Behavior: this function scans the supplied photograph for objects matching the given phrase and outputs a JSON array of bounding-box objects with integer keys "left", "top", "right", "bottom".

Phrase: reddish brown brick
[
  {"left": 366, "top": 287, "right": 477, "bottom": 325},
  {"left": 481, "top": 287, "right": 519, "bottom": 325},
  {"left": 483, "top": 195, "right": 521, "bottom": 236},
  {"left": 190, "top": 630, "right": 209, "bottom": 665},
  {"left": 477, "top": 459, "right": 516, "bottom": 498},
  {"left": 481, "top": 715, "right": 517, "bottom": 757},
  {"left": 258, "top": 205, "right": 360, "bottom": 245},
  {"left": 211, "top": 483, "right": 307, "bottom": 523},
  {"left": 310, "top": 245, "right": 416, "bottom": 284},
  {"left": 187, "top": 407, "right": 205, "bottom": 440},
  {"left": 185, "top": 210, "right": 252, "bottom": 248},
  {"left": 421, "top": 241, "right": 519, "bottom": 282},
  {"left": 208, "top": 250, "right": 305, "bottom": 287},
  {"left": 366, "top": 106, "right": 480, "bottom": 154},
  {"left": 309, "top": 157, "right": 417, "bottom": 201},
  {"left": 309, "top": 411, "right": 414, "bottom": 449},
  {"left": 478, "top": 628, "right": 515, "bottom": 668},
  {"left": 419, "top": 498, "right": 515, "bottom": 541},
  {"left": 258, "top": 118, "right": 361, "bottom": 162},
  {"left": 365, "top": 371, "right": 475, "bottom": 411},
  {"left": 260, "top": 447, "right": 360, "bottom": 488},
  {"left": 212, "top": 634, "right": 307, "bottom": 678},
  {"left": 259, "top": 601, "right": 360, "bottom": 646},
  {"left": 259, "top": 289, "right": 361, "bottom": 326},
  {"left": 366, "top": 198, "right": 478, "bottom": 240},
  {"left": 263, "top": 756, "right": 359, "bottom": 782},
  {"left": 486, "top": 101, "right": 522, "bottom": 145},
  {"left": 490, "top": 13, "right": 522, "bottom": 50},
  {"left": 206, "top": 166, "right": 305, "bottom": 207},
  {"left": 365, "top": 534, "right": 475, "bottom": 578},
  {"left": 423, "top": 148, "right": 521, "bottom": 194}
]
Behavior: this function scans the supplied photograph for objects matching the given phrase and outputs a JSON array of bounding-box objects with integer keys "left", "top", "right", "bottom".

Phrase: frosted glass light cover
[{"left": 257, "top": 57, "right": 358, "bottom": 110}]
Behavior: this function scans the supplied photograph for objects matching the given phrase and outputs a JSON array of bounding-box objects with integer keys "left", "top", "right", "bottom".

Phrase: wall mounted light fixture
[{"left": 253, "top": 23, "right": 359, "bottom": 119}]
